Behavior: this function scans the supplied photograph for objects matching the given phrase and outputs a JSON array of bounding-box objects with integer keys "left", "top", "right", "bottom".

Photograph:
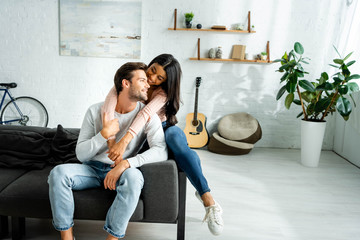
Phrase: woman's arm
[
  {"left": 102, "top": 86, "right": 118, "bottom": 149},
  {"left": 107, "top": 89, "right": 167, "bottom": 163}
]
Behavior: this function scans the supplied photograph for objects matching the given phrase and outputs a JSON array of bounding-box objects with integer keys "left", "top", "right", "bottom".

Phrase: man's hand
[
  {"left": 101, "top": 112, "right": 120, "bottom": 140},
  {"left": 104, "top": 160, "right": 130, "bottom": 190}
]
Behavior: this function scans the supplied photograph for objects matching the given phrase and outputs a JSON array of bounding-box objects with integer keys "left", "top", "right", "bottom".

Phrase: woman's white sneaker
[{"left": 195, "top": 191, "right": 224, "bottom": 235}]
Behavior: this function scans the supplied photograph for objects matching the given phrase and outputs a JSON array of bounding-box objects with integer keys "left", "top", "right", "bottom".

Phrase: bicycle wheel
[{"left": 0, "top": 96, "right": 48, "bottom": 127}]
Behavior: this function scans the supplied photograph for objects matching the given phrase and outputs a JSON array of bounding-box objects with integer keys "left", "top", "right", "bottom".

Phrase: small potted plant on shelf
[
  {"left": 184, "top": 12, "right": 194, "bottom": 28},
  {"left": 274, "top": 42, "right": 360, "bottom": 167},
  {"left": 260, "top": 51, "right": 267, "bottom": 61}
]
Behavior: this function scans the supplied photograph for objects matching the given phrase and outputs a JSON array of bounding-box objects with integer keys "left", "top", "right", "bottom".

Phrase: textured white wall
[{"left": 0, "top": 0, "right": 349, "bottom": 149}]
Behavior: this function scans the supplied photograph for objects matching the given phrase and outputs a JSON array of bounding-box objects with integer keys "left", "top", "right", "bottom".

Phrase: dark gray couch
[{"left": 0, "top": 125, "right": 186, "bottom": 240}]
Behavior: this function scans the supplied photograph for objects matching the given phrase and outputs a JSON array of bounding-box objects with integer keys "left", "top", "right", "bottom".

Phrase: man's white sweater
[{"left": 75, "top": 102, "right": 167, "bottom": 167}]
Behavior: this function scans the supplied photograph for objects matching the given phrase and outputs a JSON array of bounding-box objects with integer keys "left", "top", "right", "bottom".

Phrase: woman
[{"left": 103, "top": 54, "right": 223, "bottom": 235}]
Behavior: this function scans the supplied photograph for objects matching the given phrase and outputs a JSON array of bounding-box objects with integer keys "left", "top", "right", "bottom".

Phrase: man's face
[{"left": 128, "top": 70, "right": 149, "bottom": 102}]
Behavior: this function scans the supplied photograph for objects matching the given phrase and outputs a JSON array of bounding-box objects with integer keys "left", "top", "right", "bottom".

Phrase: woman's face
[{"left": 146, "top": 63, "right": 167, "bottom": 86}]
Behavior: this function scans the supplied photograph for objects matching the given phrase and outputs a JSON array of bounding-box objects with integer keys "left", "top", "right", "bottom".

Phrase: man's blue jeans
[
  {"left": 48, "top": 161, "right": 144, "bottom": 238},
  {"left": 163, "top": 124, "right": 210, "bottom": 196}
]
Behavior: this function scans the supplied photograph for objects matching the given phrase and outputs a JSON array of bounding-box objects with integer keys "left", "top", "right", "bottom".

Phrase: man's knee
[
  {"left": 119, "top": 168, "right": 144, "bottom": 191},
  {"left": 48, "top": 164, "right": 73, "bottom": 186}
]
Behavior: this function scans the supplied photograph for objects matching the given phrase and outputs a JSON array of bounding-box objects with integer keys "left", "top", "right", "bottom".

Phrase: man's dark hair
[{"left": 114, "top": 62, "right": 147, "bottom": 95}]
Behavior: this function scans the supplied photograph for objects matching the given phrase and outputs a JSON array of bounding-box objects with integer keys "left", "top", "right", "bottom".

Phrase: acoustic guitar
[{"left": 183, "top": 77, "right": 209, "bottom": 148}]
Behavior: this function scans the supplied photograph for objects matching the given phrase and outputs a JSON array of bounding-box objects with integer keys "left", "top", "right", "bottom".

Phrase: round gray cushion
[
  {"left": 208, "top": 132, "right": 254, "bottom": 155},
  {"left": 218, "top": 112, "right": 262, "bottom": 143}
]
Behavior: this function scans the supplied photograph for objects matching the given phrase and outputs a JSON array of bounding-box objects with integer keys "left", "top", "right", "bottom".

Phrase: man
[{"left": 48, "top": 62, "right": 168, "bottom": 240}]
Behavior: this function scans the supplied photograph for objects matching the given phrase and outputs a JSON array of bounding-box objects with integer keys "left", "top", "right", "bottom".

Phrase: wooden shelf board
[
  {"left": 168, "top": 28, "right": 255, "bottom": 33},
  {"left": 189, "top": 58, "right": 273, "bottom": 63}
]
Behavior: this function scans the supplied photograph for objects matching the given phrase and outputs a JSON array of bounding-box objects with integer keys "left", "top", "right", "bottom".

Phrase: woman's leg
[{"left": 164, "top": 125, "right": 210, "bottom": 196}]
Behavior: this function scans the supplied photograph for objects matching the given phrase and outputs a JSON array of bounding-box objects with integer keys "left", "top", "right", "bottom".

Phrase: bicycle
[{"left": 0, "top": 82, "right": 49, "bottom": 127}]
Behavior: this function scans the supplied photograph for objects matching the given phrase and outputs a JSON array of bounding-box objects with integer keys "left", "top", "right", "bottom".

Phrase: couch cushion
[
  {"left": 50, "top": 125, "right": 81, "bottom": 165},
  {"left": 0, "top": 165, "right": 143, "bottom": 221},
  {"left": 0, "top": 168, "right": 28, "bottom": 193},
  {"left": 0, "top": 130, "right": 51, "bottom": 169},
  {"left": 139, "top": 160, "right": 178, "bottom": 223}
]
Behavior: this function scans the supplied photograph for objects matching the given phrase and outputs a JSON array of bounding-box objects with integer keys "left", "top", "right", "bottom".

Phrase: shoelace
[{"left": 203, "top": 205, "right": 223, "bottom": 225}]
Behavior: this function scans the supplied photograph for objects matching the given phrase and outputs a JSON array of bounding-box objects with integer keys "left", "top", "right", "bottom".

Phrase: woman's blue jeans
[
  {"left": 163, "top": 123, "right": 210, "bottom": 196},
  {"left": 47, "top": 161, "right": 144, "bottom": 238}
]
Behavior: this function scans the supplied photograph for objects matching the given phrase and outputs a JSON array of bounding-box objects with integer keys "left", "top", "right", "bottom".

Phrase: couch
[{"left": 0, "top": 125, "right": 186, "bottom": 240}]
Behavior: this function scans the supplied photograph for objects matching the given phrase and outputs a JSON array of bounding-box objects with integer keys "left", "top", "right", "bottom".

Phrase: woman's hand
[{"left": 107, "top": 132, "right": 134, "bottom": 165}]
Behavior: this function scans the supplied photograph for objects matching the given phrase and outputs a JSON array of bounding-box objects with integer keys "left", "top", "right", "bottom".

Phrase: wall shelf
[
  {"left": 189, "top": 58, "right": 272, "bottom": 63},
  {"left": 168, "top": 28, "right": 256, "bottom": 33},
  {"left": 169, "top": 9, "right": 271, "bottom": 64},
  {"left": 169, "top": 9, "right": 255, "bottom": 33}
]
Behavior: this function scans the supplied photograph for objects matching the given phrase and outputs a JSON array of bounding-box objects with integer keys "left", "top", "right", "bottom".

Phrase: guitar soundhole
[{"left": 192, "top": 120, "right": 199, "bottom": 126}]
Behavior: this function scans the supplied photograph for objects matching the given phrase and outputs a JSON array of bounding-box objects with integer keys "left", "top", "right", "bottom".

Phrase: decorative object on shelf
[
  {"left": 260, "top": 51, "right": 267, "bottom": 61},
  {"left": 209, "top": 48, "right": 216, "bottom": 59},
  {"left": 245, "top": 53, "right": 249, "bottom": 60},
  {"left": 216, "top": 46, "right": 223, "bottom": 58},
  {"left": 184, "top": 12, "right": 194, "bottom": 28},
  {"left": 231, "top": 45, "right": 246, "bottom": 60},
  {"left": 251, "top": 25, "right": 255, "bottom": 31},
  {"left": 211, "top": 25, "right": 226, "bottom": 30},
  {"left": 274, "top": 42, "right": 360, "bottom": 167},
  {"left": 235, "top": 23, "right": 244, "bottom": 30},
  {"left": 196, "top": 24, "right": 202, "bottom": 29}
]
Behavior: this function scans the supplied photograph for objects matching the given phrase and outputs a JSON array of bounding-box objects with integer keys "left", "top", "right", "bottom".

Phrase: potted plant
[
  {"left": 260, "top": 52, "right": 267, "bottom": 61},
  {"left": 274, "top": 42, "right": 360, "bottom": 167},
  {"left": 184, "top": 12, "right": 194, "bottom": 28}
]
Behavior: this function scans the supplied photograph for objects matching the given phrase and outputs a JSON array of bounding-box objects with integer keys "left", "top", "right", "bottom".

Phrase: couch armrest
[{"left": 139, "top": 160, "right": 179, "bottom": 223}]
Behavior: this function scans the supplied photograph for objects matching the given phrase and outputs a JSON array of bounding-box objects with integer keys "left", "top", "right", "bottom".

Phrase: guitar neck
[{"left": 193, "top": 87, "right": 199, "bottom": 120}]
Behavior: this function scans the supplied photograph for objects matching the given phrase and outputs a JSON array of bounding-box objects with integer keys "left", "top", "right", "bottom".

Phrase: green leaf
[
  {"left": 293, "top": 99, "right": 301, "bottom": 105},
  {"left": 347, "top": 74, "right": 360, "bottom": 81},
  {"left": 295, "top": 70, "right": 304, "bottom": 78},
  {"left": 294, "top": 42, "right": 304, "bottom": 54},
  {"left": 338, "top": 85, "right": 349, "bottom": 95},
  {"left": 347, "top": 82, "right": 359, "bottom": 94},
  {"left": 296, "top": 112, "right": 303, "bottom": 118},
  {"left": 301, "top": 60, "right": 309, "bottom": 64},
  {"left": 273, "top": 59, "right": 282, "bottom": 63},
  {"left": 282, "top": 52, "right": 288, "bottom": 61},
  {"left": 286, "top": 74, "right": 297, "bottom": 93},
  {"left": 285, "top": 93, "right": 294, "bottom": 109},
  {"left": 321, "top": 72, "right": 329, "bottom": 80},
  {"left": 333, "top": 45, "right": 342, "bottom": 58},
  {"left": 276, "top": 85, "right": 287, "bottom": 100},
  {"left": 299, "top": 80, "right": 316, "bottom": 92},
  {"left": 329, "top": 64, "right": 340, "bottom": 68},
  {"left": 280, "top": 72, "right": 289, "bottom": 82},
  {"left": 336, "top": 97, "right": 352, "bottom": 120},
  {"left": 333, "top": 77, "right": 342, "bottom": 84},
  {"left": 346, "top": 60, "right": 355, "bottom": 67},
  {"left": 279, "top": 63, "right": 290, "bottom": 71},
  {"left": 316, "top": 82, "right": 333, "bottom": 91},
  {"left": 342, "top": 65, "right": 350, "bottom": 77},
  {"left": 343, "top": 51, "right": 353, "bottom": 61},
  {"left": 315, "top": 98, "right": 331, "bottom": 113},
  {"left": 333, "top": 59, "right": 344, "bottom": 65}
]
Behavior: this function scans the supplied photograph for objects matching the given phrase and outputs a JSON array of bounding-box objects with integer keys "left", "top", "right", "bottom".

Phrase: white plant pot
[{"left": 301, "top": 120, "right": 327, "bottom": 167}]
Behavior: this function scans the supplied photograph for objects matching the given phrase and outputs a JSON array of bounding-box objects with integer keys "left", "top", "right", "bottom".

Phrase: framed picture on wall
[{"left": 59, "top": 0, "right": 142, "bottom": 59}]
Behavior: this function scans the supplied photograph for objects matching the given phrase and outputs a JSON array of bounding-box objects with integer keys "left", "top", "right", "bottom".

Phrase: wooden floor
[{"left": 3, "top": 148, "right": 360, "bottom": 240}]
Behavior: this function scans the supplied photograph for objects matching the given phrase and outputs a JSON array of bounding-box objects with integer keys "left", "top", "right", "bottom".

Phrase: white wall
[{"left": 0, "top": 0, "right": 351, "bottom": 149}]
